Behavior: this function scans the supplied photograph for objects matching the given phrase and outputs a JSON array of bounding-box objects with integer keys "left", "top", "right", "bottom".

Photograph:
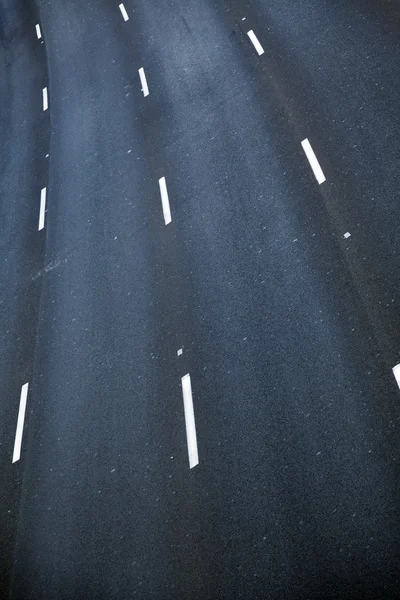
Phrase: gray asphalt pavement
[
  {"left": 2, "top": 1, "right": 400, "bottom": 599},
  {"left": 0, "top": 0, "right": 47, "bottom": 594}
]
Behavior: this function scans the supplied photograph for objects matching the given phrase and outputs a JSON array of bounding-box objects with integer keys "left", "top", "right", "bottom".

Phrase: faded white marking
[
  {"left": 119, "top": 3, "right": 129, "bottom": 21},
  {"left": 301, "top": 138, "right": 326, "bottom": 184},
  {"left": 32, "top": 258, "right": 65, "bottom": 281},
  {"left": 247, "top": 30, "right": 264, "bottom": 56},
  {"left": 12, "top": 383, "right": 29, "bottom": 463},
  {"left": 181, "top": 374, "right": 199, "bottom": 468},
  {"left": 177, "top": 348, "right": 183, "bottom": 356},
  {"left": 159, "top": 177, "right": 172, "bottom": 225},
  {"left": 138, "top": 68, "right": 149, "bottom": 97},
  {"left": 344, "top": 232, "right": 351, "bottom": 239},
  {"left": 38, "top": 187, "right": 46, "bottom": 230}
]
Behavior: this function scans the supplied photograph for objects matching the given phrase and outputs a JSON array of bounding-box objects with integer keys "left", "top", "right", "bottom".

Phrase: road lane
[
  {"left": 10, "top": 2, "right": 190, "bottom": 598},
  {"left": 0, "top": 0, "right": 48, "bottom": 593}
]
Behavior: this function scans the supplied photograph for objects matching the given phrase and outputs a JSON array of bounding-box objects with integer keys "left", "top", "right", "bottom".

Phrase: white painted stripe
[
  {"left": 138, "top": 68, "right": 149, "bottom": 97},
  {"left": 12, "top": 383, "right": 29, "bottom": 464},
  {"left": 119, "top": 3, "right": 129, "bottom": 21},
  {"left": 301, "top": 138, "right": 326, "bottom": 184},
  {"left": 181, "top": 374, "right": 199, "bottom": 469},
  {"left": 38, "top": 187, "right": 47, "bottom": 230},
  {"left": 42, "top": 87, "right": 48, "bottom": 111},
  {"left": 247, "top": 30, "right": 264, "bottom": 56},
  {"left": 393, "top": 364, "right": 400, "bottom": 389},
  {"left": 159, "top": 177, "right": 172, "bottom": 225},
  {"left": 35, "top": 24, "right": 42, "bottom": 39}
]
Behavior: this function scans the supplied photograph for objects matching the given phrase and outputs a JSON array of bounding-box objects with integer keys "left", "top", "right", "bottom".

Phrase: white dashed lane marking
[
  {"left": 181, "top": 374, "right": 199, "bottom": 469},
  {"left": 138, "top": 68, "right": 149, "bottom": 97},
  {"left": 301, "top": 138, "right": 326, "bottom": 185},
  {"left": 393, "top": 364, "right": 400, "bottom": 389},
  {"left": 247, "top": 30, "right": 265, "bottom": 56},
  {"left": 42, "top": 87, "right": 48, "bottom": 111},
  {"left": 35, "top": 24, "right": 42, "bottom": 39},
  {"left": 38, "top": 187, "right": 47, "bottom": 231},
  {"left": 12, "top": 383, "right": 29, "bottom": 464},
  {"left": 119, "top": 3, "right": 129, "bottom": 21},
  {"left": 159, "top": 177, "right": 172, "bottom": 225}
]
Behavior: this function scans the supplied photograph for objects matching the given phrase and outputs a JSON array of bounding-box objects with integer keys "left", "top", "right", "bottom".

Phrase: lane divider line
[
  {"left": 138, "top": 68, "right": 149, "bottom": 97},
  {"left": 38, "top": 187, "right": 47, "bottom": 231},
  {"left": 159, "top": 177, "right": 172, "bottom": 225},
  {"left": 12, "top": 383, "right": 29, "bottom": 464},
  {"left": 301, "top": 138, "right": 326, "bottom": 184},
  {"left": 119, "top": 3, "right": 129, "bottom": 21},
  {"left": 42, "top": 87, "right": 48, "bottom": 111},
  {"left": 393, "top": 364, "right": 400, "bottom": 389},
  {"left": 35, "top": 24, "right": 42, "bottom": 39},
  {"left": 181, "top": 374, "right": 199, "bottom": 469},
  {"left": 247, "top": 30, "right": 265, "bottom": 56}
]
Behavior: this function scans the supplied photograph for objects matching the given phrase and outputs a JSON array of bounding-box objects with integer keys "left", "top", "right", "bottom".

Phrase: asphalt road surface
[{"left": 2, "top": 1, "right": 400, "bottom": 599}]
